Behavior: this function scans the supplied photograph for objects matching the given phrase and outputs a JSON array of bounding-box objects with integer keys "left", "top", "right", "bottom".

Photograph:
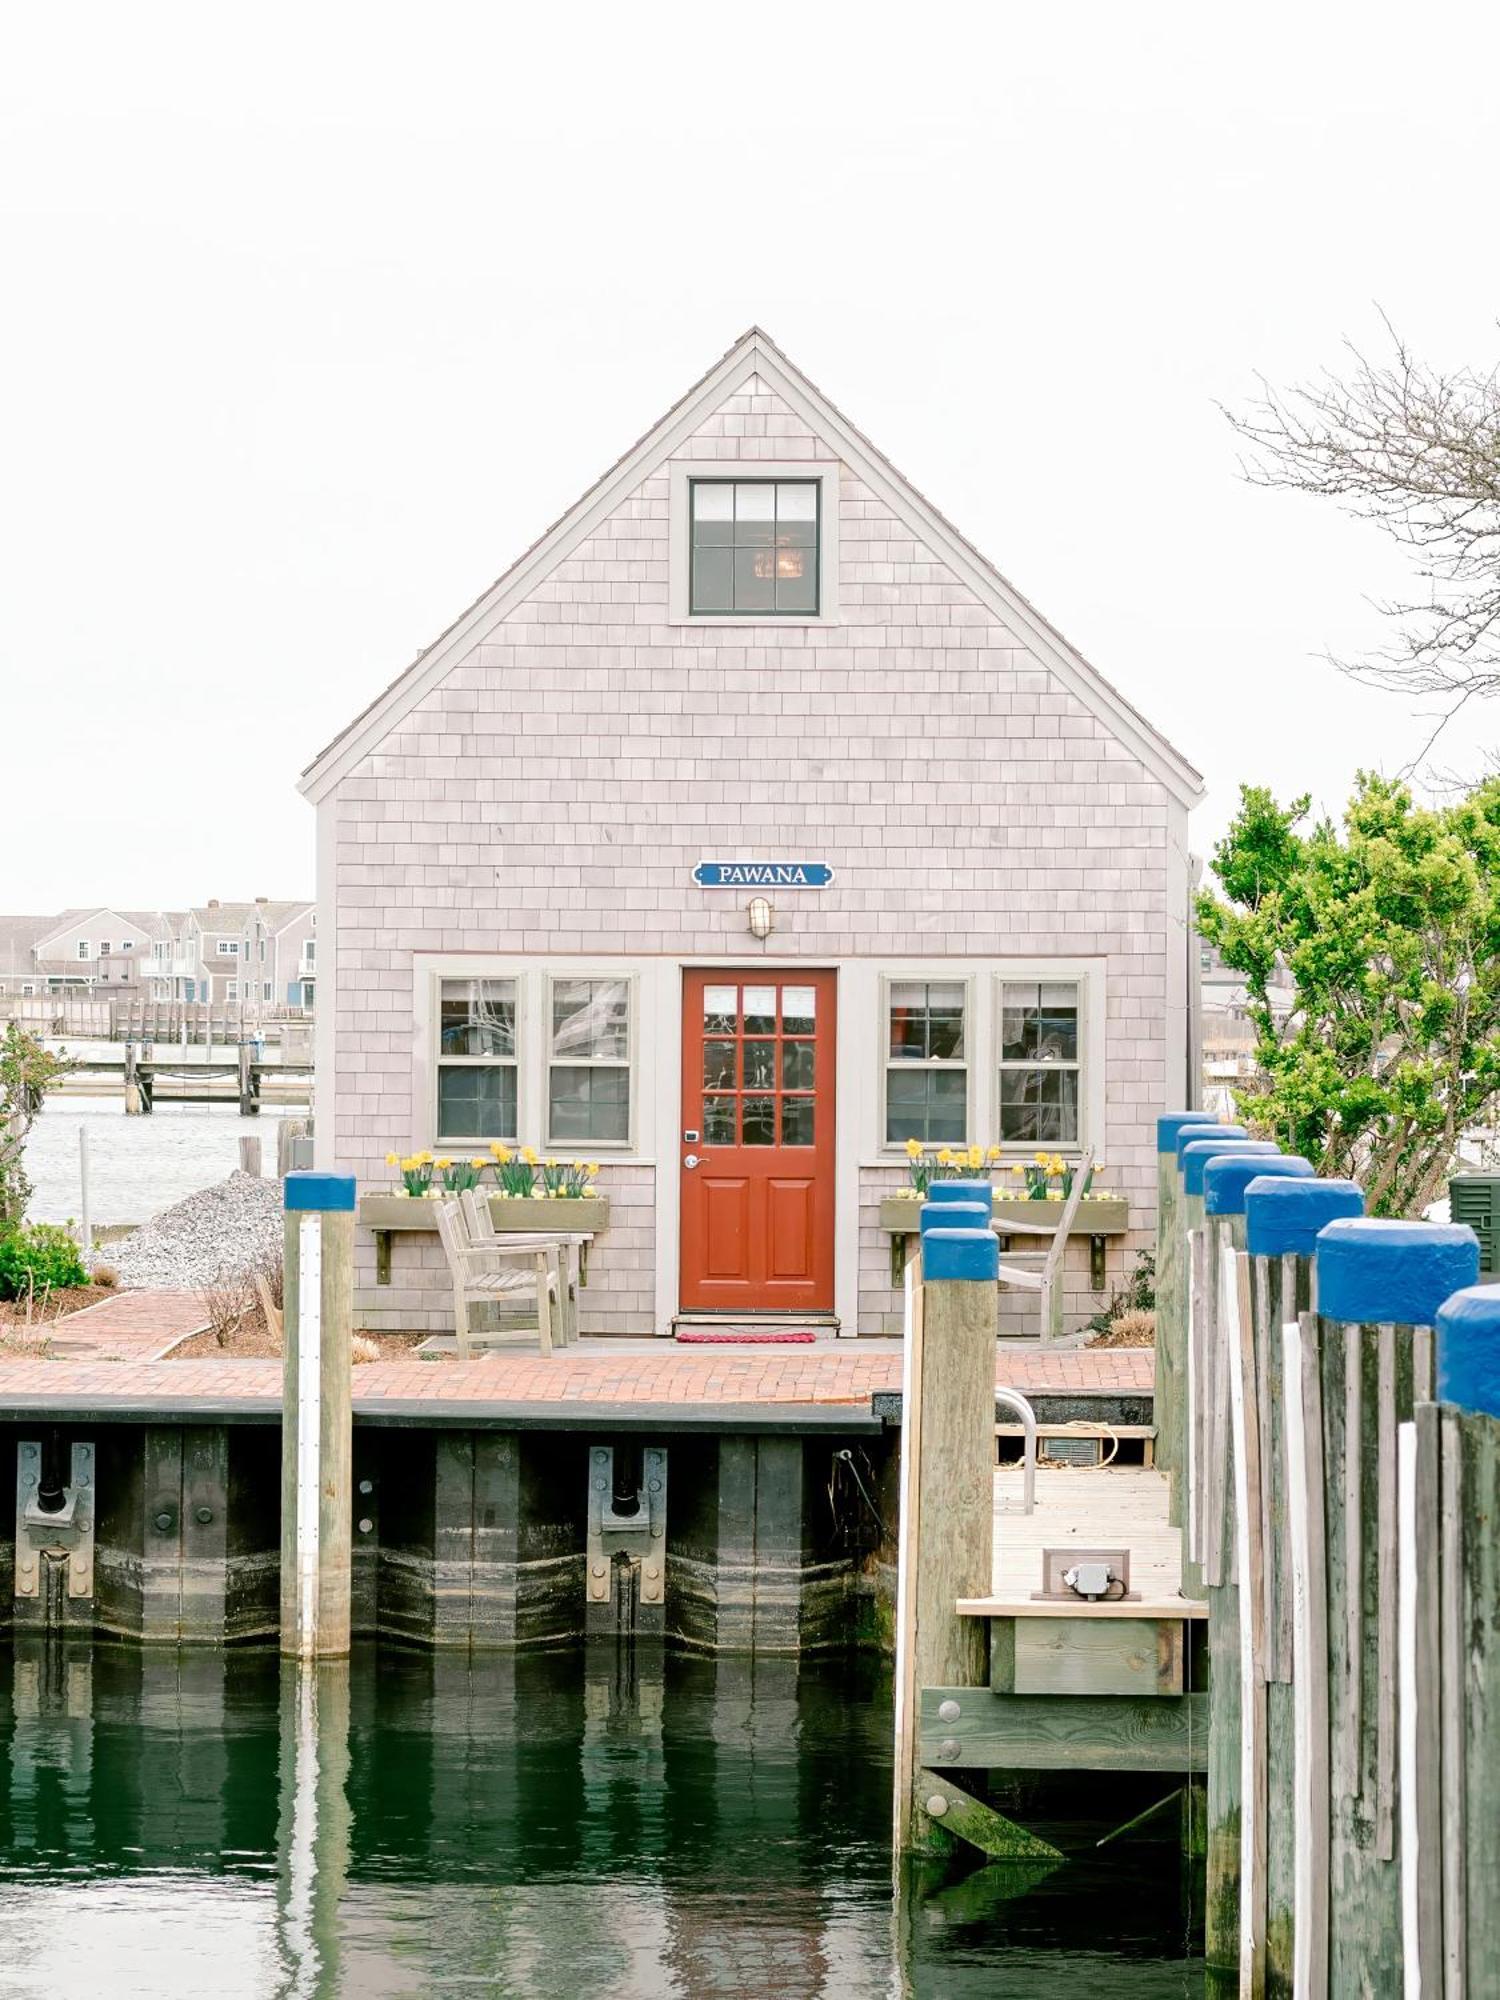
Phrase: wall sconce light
[{"left": 747, "top": 896, "right": 774, "bottom": 941}]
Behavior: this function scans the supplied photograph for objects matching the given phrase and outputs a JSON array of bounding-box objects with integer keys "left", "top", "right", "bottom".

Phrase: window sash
[
  {"left": 996, "top": 977, "right": 1084, "bottom": 1147},
  {"left": 883, "top": 978, "right": 969, "bottom": 1145},
  {"left": 689, "top": 478, "right": 821, "bottom": 617},
  {"left": 546, "top": 975, "right": 632, "bottom": 1147}
]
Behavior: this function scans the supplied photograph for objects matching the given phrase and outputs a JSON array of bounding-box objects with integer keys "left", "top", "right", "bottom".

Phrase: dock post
[
  {"left": 238, "top": 1041, "right": 257, "bottom": 1116},
  {"left": 1202, "top": 1152, "right": 1319, "bottom": 1997},
  {"left": 1430, "top": 1286, "right": 1500, "bottom": 2000},
  {"left": 78, "top": 1123, "right": 92, "bottom": 1259},
  {"left": 280, "top": 1171, "right": 356, "bottom": 1660},
  {"left": 893, "top": 1218, "right": 997, "bottom": 1861},
  {"left": 1175, "top": 1129, "right": 1260, "bottom": 1592},
  {"left": 1155, "top": 1113, "right": 1219, "bottom": 1519},
  {"left": 1311, "top": 1219, "right": 1478, "bottom": 1995},
  {"left": 239, "top": 1135, "right": 262, "bottom": 1178},
  {"left": 124, "top": 1039, "right": 142, "bottom": 1116},
  {"left": 1240, "top": 1173, "right": 1365, "bottom": 1997}
]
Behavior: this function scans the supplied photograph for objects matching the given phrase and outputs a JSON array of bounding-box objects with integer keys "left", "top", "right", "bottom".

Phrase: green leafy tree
[
  {"left": 1196, "top": 773, "right": 1500, "bottom": 1217},
  {"left": 0, "top": 1025, "right": 75, "bottom": 1228}
]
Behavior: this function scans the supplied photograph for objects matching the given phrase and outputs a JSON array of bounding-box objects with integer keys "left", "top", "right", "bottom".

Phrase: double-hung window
[
  {"left": 548, "top": 978, "right": 630, "bottom": 1145},
  {"left": 689, "top": 479, "right": 819, "bottom": 616},
  {"left": 884, "top": 981, "right": 967, "bottom": 1144},
  {"left": 437, "top": 978, "right": 518, "bottom": 1141},
  {"left": 998, "top": 980, "right": 1082, "bottom": 1143}
]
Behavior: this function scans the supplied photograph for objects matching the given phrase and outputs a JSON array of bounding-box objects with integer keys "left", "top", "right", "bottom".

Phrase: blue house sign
[{"left": 692, "top": 861, "right": 834, "bottom": 889}]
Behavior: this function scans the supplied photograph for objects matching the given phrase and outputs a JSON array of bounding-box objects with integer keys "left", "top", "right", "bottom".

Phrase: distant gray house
[{"left": 0, "top": 899, "right": 314, "bottom": 1008}]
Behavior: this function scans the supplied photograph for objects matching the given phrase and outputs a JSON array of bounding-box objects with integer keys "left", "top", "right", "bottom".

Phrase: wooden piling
[
  {"left": 893, "top": 1218, "right": 998, "bottom": 1861},
  {"left": 239, "top": 1135, "right": 263, "bottom": 1178},
  {"left": 280, "top": 1172, "right": 355, "bottom": 1659},
  {"left": 1155, "top": 1114, "right": 1218, "bottom": 1519}
]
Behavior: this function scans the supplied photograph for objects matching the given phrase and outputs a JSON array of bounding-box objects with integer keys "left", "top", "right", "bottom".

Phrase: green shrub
[
  {"left": 0, "top": 1223, "right": 89, "bottom": 1301},
  {"left": 1085, "top": 1248, "right": 1156, "bottom": 1335}
]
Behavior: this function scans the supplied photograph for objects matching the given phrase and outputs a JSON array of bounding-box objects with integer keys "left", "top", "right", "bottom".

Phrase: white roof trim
[{"left": 300, "top": 330, "right": 1203, "bottom": 808}]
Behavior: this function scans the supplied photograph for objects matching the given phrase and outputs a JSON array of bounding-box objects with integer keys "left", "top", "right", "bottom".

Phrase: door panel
[{"left": 680, "top": 969, "right": 836, "bottom": 1313}]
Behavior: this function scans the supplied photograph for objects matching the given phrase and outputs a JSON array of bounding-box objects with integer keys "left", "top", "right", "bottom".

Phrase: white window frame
[
  {"left": 544, "top": 972, "right": 636, "bottom": 1152},
  {"left": 667, "top": 459, "right": 841, "bottom": 627},
  {"left": 990, "top": 965, "right": 1102, "bottom": 1158},
  {"left": 76, "top": 941, "right": 90, "bottom": 960},
  {"left": 262, "top": 981, "right": 273, "bottom": 1001},
  {"left": 414, "top": 958, "right": 648, "bottom": 1158},
  {"left": 871, "top": 958, "right": 1105, "bottom": 1161},
  {"left": 216, "top": 939, "right": 238, "bottom": 957},
  {"left": 433, "top": 974, "right": 522, "bottom": 1149},
  {"left": 303, "top": 939, "right": 316, "bottom": 967},
  {"left": 226, "top": 980, "right": 239, "bottom": 1000},
  {"left": 879, "top": 973, "right": 974, "bottom": 1149}
]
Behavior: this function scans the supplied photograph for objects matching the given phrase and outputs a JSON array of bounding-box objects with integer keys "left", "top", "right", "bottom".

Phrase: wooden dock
[
  {"left": 921, "top": 1467, "right": 1206, "bottom": 1805},
  {"left": 892, "top": 1219, "right": 1207, "bottom": 1871}
]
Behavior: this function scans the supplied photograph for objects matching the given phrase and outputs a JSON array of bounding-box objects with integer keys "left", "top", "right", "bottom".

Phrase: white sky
[{"left": 2, "top": 3, "right": 1495, "bottom": 912}]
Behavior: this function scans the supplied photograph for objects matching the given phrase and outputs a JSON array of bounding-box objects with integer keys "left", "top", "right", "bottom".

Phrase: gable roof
[
  {"left": 300, "top": 328, "right": 1205, "bottom": 809},
  {"left": 32, "top": 906, "right": 152, "bottom": 954}
]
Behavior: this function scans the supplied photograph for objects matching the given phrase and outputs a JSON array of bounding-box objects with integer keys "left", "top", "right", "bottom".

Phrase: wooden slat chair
[
  {"left": 434, "top": 1197, "right": 557, "bottom": 1358},
  {"left": 992, "top": 1145, "right": 1095, "bottom": 1344},
  {"left": 459, "top": 1188, "right": 588, "bottom": 1346}
]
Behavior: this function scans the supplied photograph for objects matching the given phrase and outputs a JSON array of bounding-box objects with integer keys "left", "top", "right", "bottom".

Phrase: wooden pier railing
[{"left": 1161, "top": 1108, "right": 1497, "bottom": 1997}]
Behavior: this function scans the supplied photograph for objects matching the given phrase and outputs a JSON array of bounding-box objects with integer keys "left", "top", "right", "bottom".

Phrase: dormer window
[{"left": 689, "top": 479, "right": 819, "bottom": 616}]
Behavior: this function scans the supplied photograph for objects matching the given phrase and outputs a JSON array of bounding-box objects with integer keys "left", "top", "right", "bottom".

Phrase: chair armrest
[{"left": 991, "top": 1219, "right": 1057, "bottom": 1236}]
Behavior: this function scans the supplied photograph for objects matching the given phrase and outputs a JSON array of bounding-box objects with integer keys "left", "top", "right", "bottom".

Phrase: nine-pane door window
[
  {"left": 884, "top": 981, "right": 967, "bottom": 1144},
  {"left": 998, "top": 980, "right": 1082, "bottom": 1143},
  {"left": 548, "top": 978, "right": 631, "bottom": 1144},
  {"left": 437, "top": 978, "right": 518, "bottom": 1140},
  {"left": 689, "top": 480, "right": 819, "bottom": 615}
]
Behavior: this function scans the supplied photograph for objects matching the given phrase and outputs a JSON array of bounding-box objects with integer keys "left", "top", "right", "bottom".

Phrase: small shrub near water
[
  {"left": 1085, "top": 1248, "right": 1156, "bottom": 1337},
  {"left": 0, "top": 1223, "right": 89, "bottom": 1301}
]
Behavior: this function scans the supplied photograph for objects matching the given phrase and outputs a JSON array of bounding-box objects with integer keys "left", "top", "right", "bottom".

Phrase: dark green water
[{"left": 0, "top": 1641, "right": 1202, "bottom": 1998}]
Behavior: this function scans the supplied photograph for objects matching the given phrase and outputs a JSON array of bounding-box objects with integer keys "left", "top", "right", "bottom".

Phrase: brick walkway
[
  {"left": 40, "top": 1288, "right": 209, "bottom": 1362},
  {"left": 0, "top": 1340, "right": 1150, "bottom": 1410}
]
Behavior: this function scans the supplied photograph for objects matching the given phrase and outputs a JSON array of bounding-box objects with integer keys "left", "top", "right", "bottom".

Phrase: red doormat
[{"left": 674, "top": 1330, "right": 819, "bottom": 1345}]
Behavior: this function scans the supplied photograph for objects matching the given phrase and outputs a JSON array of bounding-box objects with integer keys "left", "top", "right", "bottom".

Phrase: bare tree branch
[{"left": 1223, "top": 314, "right": 1500, "bottom": 743}]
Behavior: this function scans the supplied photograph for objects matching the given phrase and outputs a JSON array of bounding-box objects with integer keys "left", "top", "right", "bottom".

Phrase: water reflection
[{"left": 0, "top": 1640, "right": 1200, "bottom": 1998}]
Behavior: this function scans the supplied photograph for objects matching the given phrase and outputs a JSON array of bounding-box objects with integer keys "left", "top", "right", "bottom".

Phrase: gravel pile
[{"left": 108, "top": 1171, "right": 284, "bottom": 1291}]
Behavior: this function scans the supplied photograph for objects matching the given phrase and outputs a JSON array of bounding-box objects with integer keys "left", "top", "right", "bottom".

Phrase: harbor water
[
  {"left": 23, "top": 1096, "right": 309, "bottom": 1231},
  {"left": 0, "top": 1643, "right": 1201, "bottom": 1999}
]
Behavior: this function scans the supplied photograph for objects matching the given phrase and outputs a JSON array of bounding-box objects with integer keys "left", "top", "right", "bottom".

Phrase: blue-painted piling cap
[
  {"left": 1157, "top": 1111, "right": 1220, "bottom": 1152},
  {"left": 1245, "top": 1177, "right": 1364, "bottom": 1259},
  {"left": 1173, "top": 1122, "right": 1247, "bottom": 1166},
  {"left": 284, "top": 1171, "right": 356, "bottom": 1213},
  {"left": 1181, "top": 1139, "right": 1279, "bottom": 1198},
  {"left": 1316, "top": 1217, "right": 1480, "bottom": 1327},
  {"left": 925, "top": 1181, "right": 994, "bottom": 1205},
  {"left": 1436, "top": 1286, "right": 1500, "bottom": 1421},
  {"left": 923, "top": 1227, "right": 1000, "bottom": 1283},
  {"left": 1204, "top": 1153, "right": 1313, "bottom": 1216},
  {"left": 920, "top": 1199, "right": 990, "bottom": 1234}
]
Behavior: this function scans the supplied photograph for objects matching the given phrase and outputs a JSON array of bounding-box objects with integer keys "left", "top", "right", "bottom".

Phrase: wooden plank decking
[{"left": 958, "top": 1464, "right": 1208, "bottom": 1620}]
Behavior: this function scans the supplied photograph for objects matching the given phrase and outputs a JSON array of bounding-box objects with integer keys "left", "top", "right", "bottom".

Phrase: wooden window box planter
[
  {"left": 877, "top": 1193, "right": 1129, "bottom": 1288},
  {"left": 359, "top": 1193, "right": 610, "bottom": 1286}
]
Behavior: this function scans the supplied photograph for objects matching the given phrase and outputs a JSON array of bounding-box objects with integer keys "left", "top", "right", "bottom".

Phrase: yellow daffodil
[
  {"left": 1010, "top": 1162, "right": 1025, "bottom": 1177},
  {"left": 385, "top": 1152, "right": 399, "bottom": 1167},
  {"left": 490, "top": 1142, "right": 511, "bottom": 1163},
  {"left": 966, "top": 1145, "right": 983, "bottom": 1168},
  {"left": 986, "top": 1145, "right": 1002, "bottom": 1162},
  {"left": 586, "top": 1163, "right": 599, "bottom": 1177},
  {"left": 435, "top": 1157, "right": 452, "bottom": 1170},
  {"left": 904, "top": 1138, "right": 923, "bottom": 1159},
  {"left": 469, "top": 1157, "right": 487, "bottom": 1170},
  {"left": 521, "top": 1146, "right": 539, "bottom": 1166}
]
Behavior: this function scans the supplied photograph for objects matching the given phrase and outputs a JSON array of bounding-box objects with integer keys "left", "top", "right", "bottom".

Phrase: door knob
[{"left": 684, "top": 1154, "right": 701, "bottom": 1170}]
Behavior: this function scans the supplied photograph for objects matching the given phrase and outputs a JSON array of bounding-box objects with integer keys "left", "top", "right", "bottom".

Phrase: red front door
[{"left": 679, "top": 970, "right": 837, "bottom": 1314}]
